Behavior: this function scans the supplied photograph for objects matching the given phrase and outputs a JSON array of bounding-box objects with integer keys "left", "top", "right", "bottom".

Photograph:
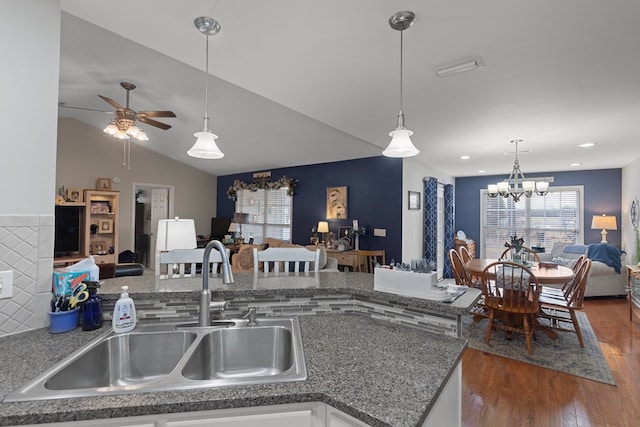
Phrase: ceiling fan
[{"left": 60, "top": 81, "right": 176, "bottom": 140}]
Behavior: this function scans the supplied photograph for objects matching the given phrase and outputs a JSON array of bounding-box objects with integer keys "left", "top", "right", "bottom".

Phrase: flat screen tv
[
  {"left": 54, "top": 205, "right": 82, "bottom": 257},
  {"left": 210, "top": 217, "right": 232, "bottom": 240}
]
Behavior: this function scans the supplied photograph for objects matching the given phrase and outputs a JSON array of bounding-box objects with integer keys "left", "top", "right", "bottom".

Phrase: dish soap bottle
[{"left": 112, "top": 286, "right": 136, "bottom": 333}]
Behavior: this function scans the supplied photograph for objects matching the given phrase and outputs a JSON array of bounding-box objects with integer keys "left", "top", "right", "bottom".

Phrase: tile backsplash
[{"left": 0, "top": 215, "right": 54, "bottom": 337}]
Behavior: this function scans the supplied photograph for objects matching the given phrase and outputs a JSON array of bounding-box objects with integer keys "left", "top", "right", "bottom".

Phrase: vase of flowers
[{"left": 505, "top": 235, "right": 525, "bottom": 263}]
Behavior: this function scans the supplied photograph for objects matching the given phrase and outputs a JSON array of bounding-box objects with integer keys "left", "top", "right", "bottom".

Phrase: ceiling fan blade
[
  {"left": 59, "top": 102, "right": 114, "bottom": 114},
  {"left": 137, "top": 116, "right": 172, "bottom": 130},
  {"left": 138, "top": 110, "right": 176, "bottom": 118},
  {"left": 98, "top": 95, "right": 125, "bottom": 110}
]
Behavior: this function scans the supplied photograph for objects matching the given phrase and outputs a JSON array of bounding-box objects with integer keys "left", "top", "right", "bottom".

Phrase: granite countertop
[{"left": 0, "top": 314, "right": 466, "bottom": 427}]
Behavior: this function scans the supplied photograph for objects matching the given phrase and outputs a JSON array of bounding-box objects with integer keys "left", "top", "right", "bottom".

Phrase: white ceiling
[{"left": 58, "top": 0, "right": 640, "bottom": 177}]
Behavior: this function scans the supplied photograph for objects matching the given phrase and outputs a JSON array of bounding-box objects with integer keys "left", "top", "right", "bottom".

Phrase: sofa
[
  {"left": 537, "top": 242, "right": 626, "bottom": 297},
  {"left": 231, "top": 237, "right": 338, "bottom": 272}
]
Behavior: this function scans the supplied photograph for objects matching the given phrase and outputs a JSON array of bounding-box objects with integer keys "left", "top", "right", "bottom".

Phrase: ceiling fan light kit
[
  {"left": 383, "top": 10, "right": 420, "bottom": 158},
  {"left": 99, "top": 81, "right": 175, "bottom": 142},
  {"left": 188, "top": 16, "right": 224, "bottom": 160}
]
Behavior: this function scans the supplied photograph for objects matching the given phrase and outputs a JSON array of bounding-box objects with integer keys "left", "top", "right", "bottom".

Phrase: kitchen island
[{"left": 0, "top": 272, "right": 479, "bottom": 426}]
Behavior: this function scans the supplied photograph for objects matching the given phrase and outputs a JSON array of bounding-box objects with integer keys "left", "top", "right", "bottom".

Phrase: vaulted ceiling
[{"left": 58, "top": 0, "right": 640, "bottom": 177}]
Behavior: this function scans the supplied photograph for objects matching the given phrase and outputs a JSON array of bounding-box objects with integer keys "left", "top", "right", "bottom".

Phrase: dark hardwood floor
[{"left": 461, "top": 297, "right": 640, "bottom": 427}]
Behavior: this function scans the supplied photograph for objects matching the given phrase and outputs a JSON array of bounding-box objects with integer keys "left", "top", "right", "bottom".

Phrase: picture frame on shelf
[
  {"left": 90, "top": 240, "right": 107, "bottom": 255},
  {"left": 408, "top": 191, "right": 421, "bottom": 210},
  {"left": 338, "top": 226, "right": 353, "bottom": 240},
  {"left": 90, "top": 201, "right": 111, "bottom": 214},
  {"left": 66, "top": 188, "right": 83, "bottom": 203},
  {"left": 98, "top": 219, "right": 114, "bottom": 234},
  {"left": 96, "top": 177, "right": 112, "bottom": 191}
]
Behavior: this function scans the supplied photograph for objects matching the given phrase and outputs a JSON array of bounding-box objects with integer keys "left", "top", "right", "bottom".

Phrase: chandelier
[{"left": 487, "top": 140, "right": 549, "bottom": 202}]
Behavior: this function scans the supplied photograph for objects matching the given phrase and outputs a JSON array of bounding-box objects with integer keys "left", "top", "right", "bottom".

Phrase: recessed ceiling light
[
  {"left": 460, "top": 155, "right": 470, "bottom": 160},
  {"left": 578, "top": 142, "right": 597, "bottom": 148},
  {"left": 569, "top": 162, "right": 582, "bottom": 167},
  {"left": 477, "top": 169, "right": 486, "bottom": 173}
]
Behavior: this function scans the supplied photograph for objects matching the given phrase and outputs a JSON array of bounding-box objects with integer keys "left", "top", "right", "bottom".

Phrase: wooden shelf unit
[{"left": 83, "top": 189, "right": 119, "bottom": 265}]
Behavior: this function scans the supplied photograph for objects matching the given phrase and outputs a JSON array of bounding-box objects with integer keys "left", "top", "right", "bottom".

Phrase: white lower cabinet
[
  {"left": 20, "top": 363, "right": 461, "bottom": 427},
  {"left": 21, "top": 403, "right": 365, "bottom": 427}
]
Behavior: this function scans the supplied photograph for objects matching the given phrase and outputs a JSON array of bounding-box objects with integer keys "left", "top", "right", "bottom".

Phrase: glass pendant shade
[
  {"left": 383, "top": 126, "right": 419, "bottom": 158},
  {"left": 188, "top": 130, "right": 223, "bottom": 159}
]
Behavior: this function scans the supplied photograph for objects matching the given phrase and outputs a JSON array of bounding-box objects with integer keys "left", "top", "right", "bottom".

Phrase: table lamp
[
  {"left": 317, "top": 221, "right": 329, "bottom": 245},
  {"left": 591, "top": 214, "right": 617, "bottom": 244},
  {"left": 233, "top": 212, "right": 249, "bottom": 241},
  {"left": 228, "top": 223, "right": 240, "bottom": 240}
]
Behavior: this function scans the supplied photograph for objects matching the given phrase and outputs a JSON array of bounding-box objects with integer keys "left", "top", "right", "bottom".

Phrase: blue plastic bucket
[{"left": 48, "top": 309, "right": 79, "bottom": 333}]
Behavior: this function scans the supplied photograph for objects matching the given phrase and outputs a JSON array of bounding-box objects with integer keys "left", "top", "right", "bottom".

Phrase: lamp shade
[
  {"left": 383, "top": 127, "right": 419, "bottom": 158},
  {"left": 188, "top": 131, "right": 224, "bottom": 159},
  {"left": 228, "top": 223, "right": 240, "bottom": 233},
  {"left": 317, "top": 221, "right": 329, "bottom": 233},
  {"left": 591, "top": 215, "right": 617, "bottom": 230},
  {"left": 156, "top": 218, "right": 197, "bottom": 251},
  {"left": 233, "top": 212, "right": 249, "bottom": 224}
]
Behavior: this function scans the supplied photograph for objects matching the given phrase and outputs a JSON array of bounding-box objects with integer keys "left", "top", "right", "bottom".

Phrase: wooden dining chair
[
  {"left": 499, "top": 246, "right": 541, "bottom": 263},
  {"left": 448, "top": 249, "right": 474, "bottom": 287},
  {"left": 459, "top": 245, "right": 473, "bottom": 263},
  {"left": 538, "top": 258, "right": 592, "bottom": 347},
  {"left": 359, "top": 250, "right": 385, "bottom": 273},
  {"left": 481, "top": 261, "right": 541, "bottom": 355}
]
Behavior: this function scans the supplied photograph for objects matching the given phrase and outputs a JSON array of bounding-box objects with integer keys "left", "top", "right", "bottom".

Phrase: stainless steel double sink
[{"left": 5, "top": 317, "right": 307, "bottom": 402}]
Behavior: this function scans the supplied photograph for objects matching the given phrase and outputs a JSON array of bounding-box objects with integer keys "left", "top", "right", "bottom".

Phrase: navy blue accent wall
[
  {"left": 455, "top": 168, "right": 622, "bottom": 249},
  {"left": 216, "top": 156, "right": 404, "bottom": 262}
]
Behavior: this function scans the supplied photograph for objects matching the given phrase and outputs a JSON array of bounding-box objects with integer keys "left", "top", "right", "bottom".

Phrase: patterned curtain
[
  {"left": 443, "top": 184, "right": 455, "bottom": 278},
  {"left": 423, "top": 177, "right": 438, "bottom": 264}
]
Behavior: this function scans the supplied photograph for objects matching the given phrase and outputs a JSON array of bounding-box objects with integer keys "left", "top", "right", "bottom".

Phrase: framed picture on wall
[
  {"left": 408, "top": 191, "right": 421, "bottom": 210},
  {"left": 327, "top": 186, "right": 348, "bottom": 219}
]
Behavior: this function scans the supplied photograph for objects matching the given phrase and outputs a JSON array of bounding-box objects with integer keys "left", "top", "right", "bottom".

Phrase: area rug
[{"left": 462, "top": 311, "right": 616, "bottom": 385}]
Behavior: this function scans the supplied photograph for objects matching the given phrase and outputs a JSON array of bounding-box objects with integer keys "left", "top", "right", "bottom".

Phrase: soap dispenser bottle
[{"left": 112, "top": 286, "right": 136, "bottom": 333}]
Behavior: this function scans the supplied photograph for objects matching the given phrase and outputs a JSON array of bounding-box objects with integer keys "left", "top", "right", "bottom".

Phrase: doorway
[{"left": 131, "top": 183, "right": 174, "bottom": 269}]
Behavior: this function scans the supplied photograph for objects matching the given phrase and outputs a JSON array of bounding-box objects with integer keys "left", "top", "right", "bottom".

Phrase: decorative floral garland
[{"left": 227, "top": 176, "right": 298, "bottom": 201}]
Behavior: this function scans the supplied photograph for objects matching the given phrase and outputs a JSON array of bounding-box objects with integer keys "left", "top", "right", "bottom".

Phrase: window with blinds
[
  {"left": 235, "top": 188, "right": 292, "bottom": 243},
  {"left": 480, "top": 186, "right": 583, "bottom": 258}
]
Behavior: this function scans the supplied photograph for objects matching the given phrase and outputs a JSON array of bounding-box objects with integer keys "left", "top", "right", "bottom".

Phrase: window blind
[
  {"left": 480, "top": 186, "right": 583, "bottom": 258},
  {"left": 235, "top": 188, "right": 292, "bottom": 243}
]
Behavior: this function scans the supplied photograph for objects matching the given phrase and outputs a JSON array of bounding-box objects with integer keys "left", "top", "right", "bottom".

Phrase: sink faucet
[{"left": 199, "top": 240, "right": 234, "bottom": 326}]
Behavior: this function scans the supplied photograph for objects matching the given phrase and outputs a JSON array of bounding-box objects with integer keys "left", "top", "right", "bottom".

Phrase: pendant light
[
  {"left": 383, "top": 11, "right": 419, "bottom": 158},
  {"left": 188, "top": 16, "right": 224, "bottom": 159}
]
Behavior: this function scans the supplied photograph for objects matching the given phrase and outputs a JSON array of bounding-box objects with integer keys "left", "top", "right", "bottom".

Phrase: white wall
[
  {"left": 57, "top": 119, "right": 218, "bottom": 249},
  {"left": 0, "top": 0, "right": 61, "bottom": 336},
  {"left": 402, "top": 157, "right": 454, "bottom": 262},
  {"left": 622, "top": 156, "right": 640, "bottom": 264}
]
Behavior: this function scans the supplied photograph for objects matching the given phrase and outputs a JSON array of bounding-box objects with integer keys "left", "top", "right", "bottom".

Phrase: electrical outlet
[{"left": 0, "top": 270, "right": 13, "bottom": 299}]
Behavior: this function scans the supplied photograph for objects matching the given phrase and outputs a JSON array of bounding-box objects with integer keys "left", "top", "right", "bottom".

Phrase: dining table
[
  {"left": 464, "top": 258, "right": 575, "bottom": 341},
  {"left": 464, "top": 258, "right": 574, "bottom": 285}
]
